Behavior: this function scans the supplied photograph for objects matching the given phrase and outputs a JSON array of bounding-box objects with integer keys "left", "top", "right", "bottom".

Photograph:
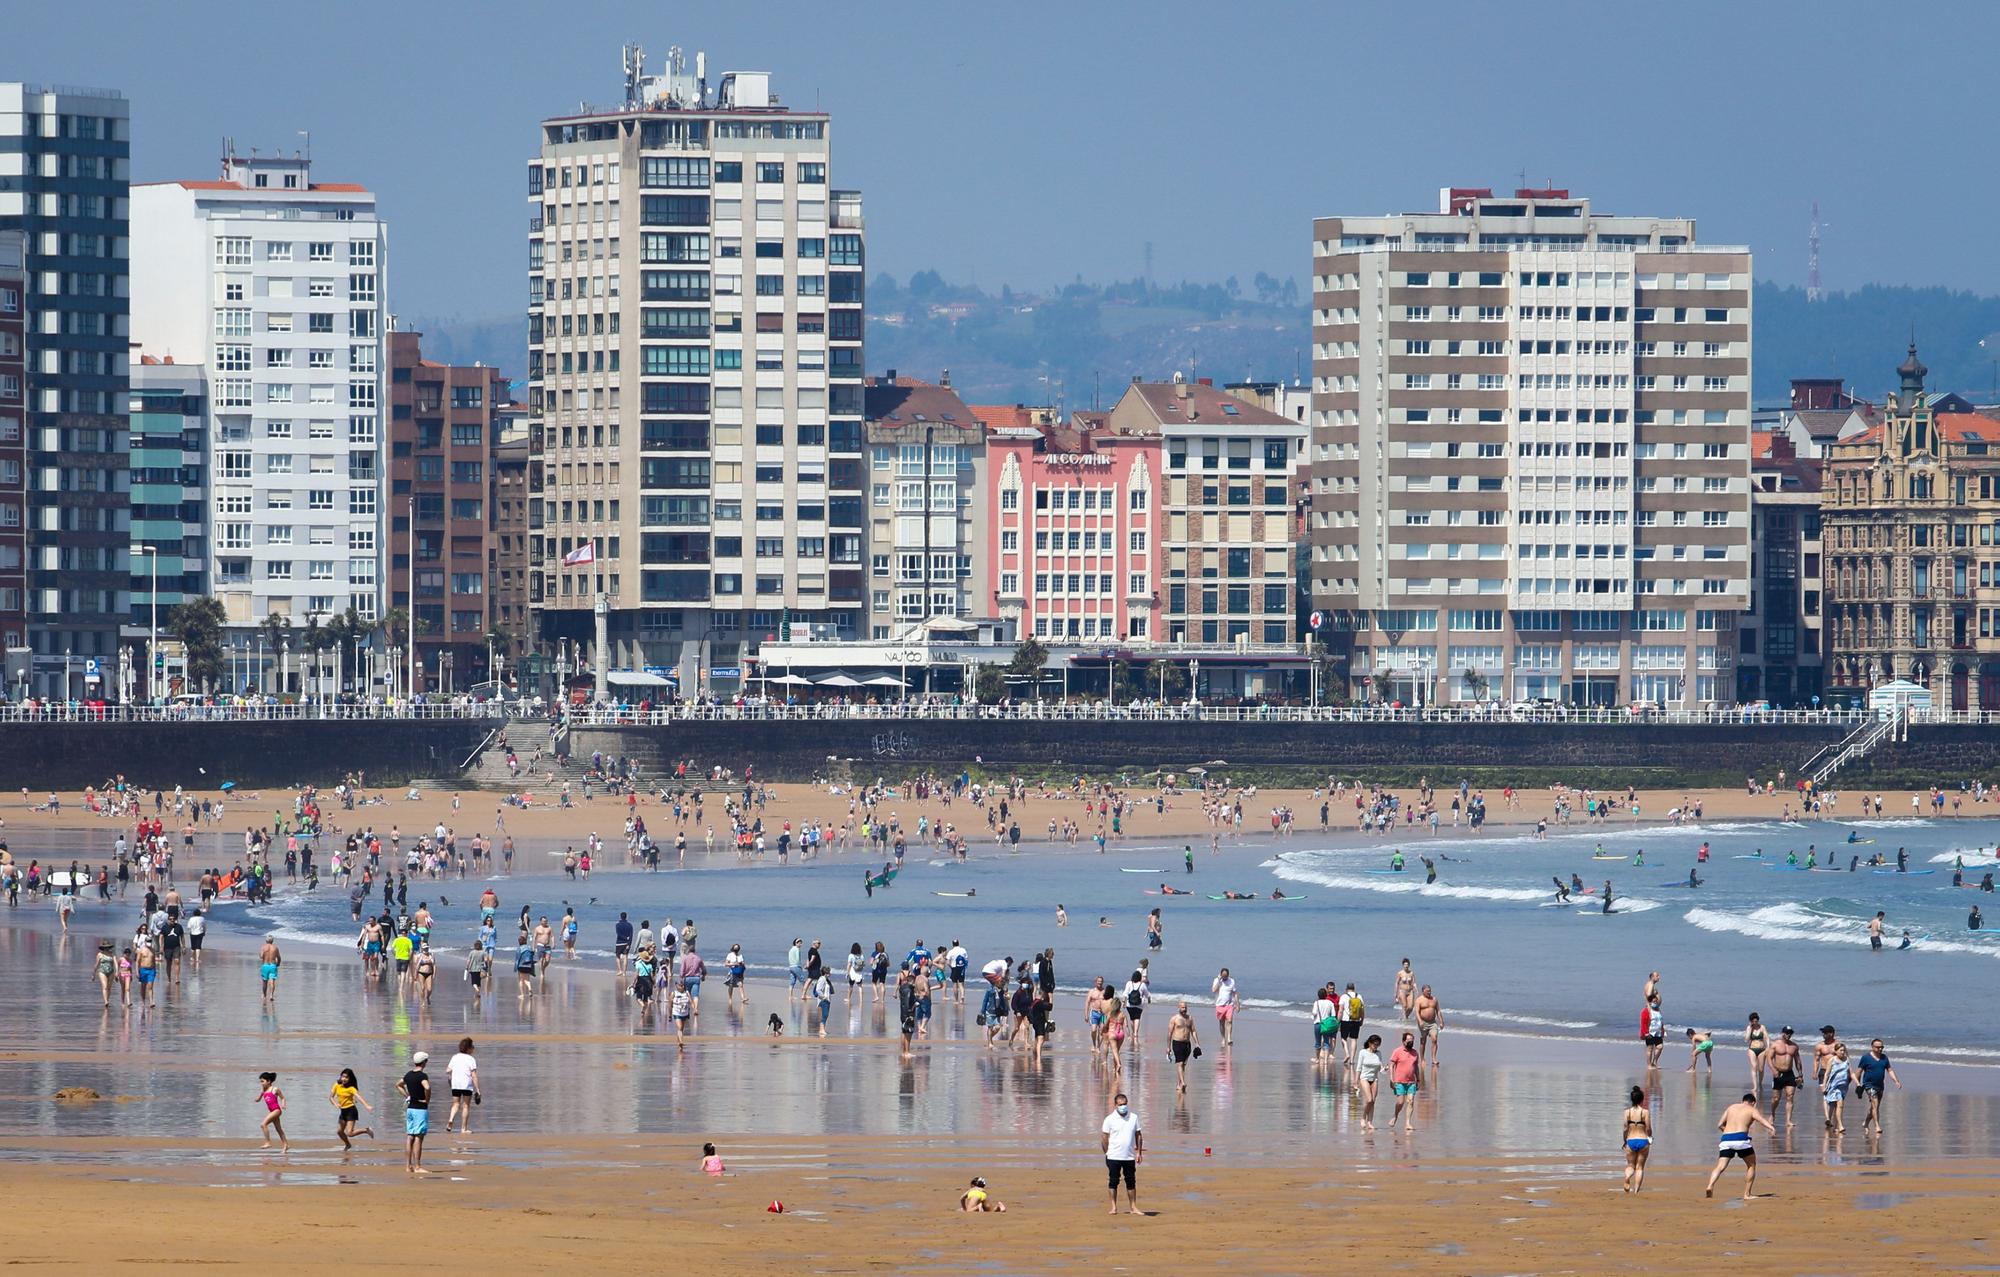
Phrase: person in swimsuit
[
  {"left": 1166, "top": 1001, "right": 1198, "bottom": 1092},
  {"left": 329, "top": 1067, "right": 376, "bottom": 1150},
  {"left": 1768, "top": 1027, "right": 1803, "bottom": 1124},
  {"left": 1686, "top": 1027, "right": 1714, "bottom": 1076},
  {"left": 1744, "top": 1013, "right": 1769, "bottom": 1086},
  {"left": 1621, "top": 1085, "right": 1653, "bottom": 1193},
  {"left": 1355, "top": 1033, "right": 1384, "bottom": 1131},
  {"left": 93, "top": 940, "right": 117, "bottom": 1007},
  {"left": 256, "top": 1071, "right": 290, "bottom": 1152},
  {"left": 959, "top": 1175, "right": 1007, "bottom": 1212},
  {"left": 1705, "top": 1093, "right": 1776, "bottom": 1200}
]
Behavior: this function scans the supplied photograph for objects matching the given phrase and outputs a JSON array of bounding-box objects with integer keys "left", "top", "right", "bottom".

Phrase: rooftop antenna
[
  {"left": 622, "top": 42, "right": 646, "bottom": 108},
  {"left": 1806, "top": 201, "right": 1824, "bottom": 303}
]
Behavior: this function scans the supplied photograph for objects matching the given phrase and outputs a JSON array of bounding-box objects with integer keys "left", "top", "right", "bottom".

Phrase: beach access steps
[{"left": 1803, "top": 707, "right": 1903, "bottom": 790}]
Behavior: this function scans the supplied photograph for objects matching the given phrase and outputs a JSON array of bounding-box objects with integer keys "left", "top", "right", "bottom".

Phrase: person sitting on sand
[
  {"left": 767, "top": 1013, "right": 785, "bottom": 1036},
  {"left": 701, "top": 1142, "right": 725, "bottom": 1175},
  {"left": 959, "top": 1175, "right": 1006, "bottom": 1212}
]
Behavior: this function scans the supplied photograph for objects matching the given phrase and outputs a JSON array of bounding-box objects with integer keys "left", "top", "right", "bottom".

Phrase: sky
[{"left": 15, "top": 1, "right": 2000, "bottom": 319}]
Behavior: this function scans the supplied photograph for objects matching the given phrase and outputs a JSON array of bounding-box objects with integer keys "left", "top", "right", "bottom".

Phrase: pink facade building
[{"left": 986, "top": 421, "right": 1162, "bottom": 643}]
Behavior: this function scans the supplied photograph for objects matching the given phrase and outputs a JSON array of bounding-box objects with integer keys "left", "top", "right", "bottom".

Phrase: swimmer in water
[
  {"left": 1634, "top": 849, "right": 1645, "bottom": 868},
  {"left": 1688, "top": 867, "right": 1702, "bottom": 888},
  {"left": 1055, "top": 904, "right": 1068, "bottom": 927}
]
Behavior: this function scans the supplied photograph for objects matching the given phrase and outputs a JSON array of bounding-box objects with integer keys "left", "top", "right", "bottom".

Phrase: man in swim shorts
[
  {"left": 1768, "top": 1026, "right": 1803, "bottom": 1123},
  {"left": 1704, "top": 1093, "right": 1775, "bottom": 1200}
]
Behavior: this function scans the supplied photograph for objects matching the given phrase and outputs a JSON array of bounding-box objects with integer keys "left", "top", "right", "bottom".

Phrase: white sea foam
[
  {"left": 1844, "top": 818, "right": 1935, "bottom": 828},
  {"left": 1931, "top": 848, "right": 2000, "bottom": 864},
  {"left": 1270, "top": 855, "right": 1663, "bottom": 912},
  {"left": 1685, "top": 902, "right": 2000, "bottom": 959}
]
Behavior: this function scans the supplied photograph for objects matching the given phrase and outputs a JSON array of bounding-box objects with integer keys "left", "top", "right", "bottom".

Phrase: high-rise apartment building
[
  {"left": 131, "top": 150, "right": 388, "bottom": 652},
  {"left": 1106, "top": 376, "right": 1307, "bottom": 661},
  {"left": 1739, "top": 430, "right": 1823, "bottom": 707},
  {"left": 527, "top": 48, "right": 865, "bottom": 695},
  {"left": 387, "top": 329, "right": 507, "bottom": 691},
  {"left": 0, "top": 231, "right": 24, "bottom": 658},
  {"left": 0, "top": 85, "right": 132, "bottom": 697},
  {"left": 863, "top": 372, "right": 985, "bottom": 639},
  {"left": 1309, "top": 188, "right": 1751, "bottom": 707},
  {"left": 127, "top": 355, "right": 209, "bottom": 697}
]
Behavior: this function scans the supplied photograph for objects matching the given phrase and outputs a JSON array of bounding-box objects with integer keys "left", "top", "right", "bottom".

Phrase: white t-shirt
[
  {"left": 1312, "top": 997, "right": 1337, "bottom": 1024},
  {"left": 186, "top": 914, "right": 205, "bottom": 938},
  {"left": 1338, "top": 991, "right": 1363, "bottom": 1022},
  {"left": 446, "top": 1052, "right": 477, "bottom": 1091},
  {"left": 1357, "top": 1048, "right": 1383, "bottom": 1083},
  {"left": 1101, "top": 1109, "right": 1141, "bottom": 1161},
  {"left": 1213, "top": 976, "right": 1237, "bottom": 1008}
]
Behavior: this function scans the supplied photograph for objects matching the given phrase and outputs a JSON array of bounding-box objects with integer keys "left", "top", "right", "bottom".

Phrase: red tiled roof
[
  {"left": 1938, "top": 411, "right": 2000, "bottom": 443},
  {"left": 968, "top": 404, "right": 1036, "bottom": 431}
]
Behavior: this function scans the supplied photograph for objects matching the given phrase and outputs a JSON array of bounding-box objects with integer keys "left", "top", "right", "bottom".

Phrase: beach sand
[
  {"left": 0, "top": 776, "right": 1961, "bottom": 865},
  {"left": 0, "top": 1137, "right": 1990, "bottom": 1273}
]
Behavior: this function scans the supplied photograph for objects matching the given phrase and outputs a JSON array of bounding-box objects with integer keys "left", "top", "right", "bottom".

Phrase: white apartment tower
[
  {"left": 1309, "top": 188, "right": 1751, "bottom": 708},
  {"left": 528, "top": 47, "right": 866, "bottom": 695},
  {"left": 132, "top": 150, "right": 388, "bottom": 636}
]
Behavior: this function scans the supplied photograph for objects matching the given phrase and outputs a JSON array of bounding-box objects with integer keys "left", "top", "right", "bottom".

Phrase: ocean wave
[
  {"left": 1930, "top": 848, "right": 2000, "bottom": 864},
  {"left": 1270, "top": 857, "right": 1662, "bottom": 913},
  {"left": 1685, "top": 902, "right": 2000, "bottom": 958},
  {"left": 1844, "top": 818, "right": 1935, "bottom": 828}
]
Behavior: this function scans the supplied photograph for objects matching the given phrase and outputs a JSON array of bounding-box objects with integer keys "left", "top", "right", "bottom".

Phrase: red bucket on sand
[{"left": 767, "top": 1200, "right": 785, "bottom": 1213}]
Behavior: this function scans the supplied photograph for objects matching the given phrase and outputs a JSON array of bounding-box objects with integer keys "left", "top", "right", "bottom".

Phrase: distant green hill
[{"left": 414, "top": 277, "right": 2000, "bottom": 411}]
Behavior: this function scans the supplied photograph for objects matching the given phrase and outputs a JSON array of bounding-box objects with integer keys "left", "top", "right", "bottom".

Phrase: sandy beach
[
  {"left": 5, "top": 775, "right": 1997, "bottom": 1274},
  {"left": 0, "top": 1138, "right": 1992, "bottom": 1274}
]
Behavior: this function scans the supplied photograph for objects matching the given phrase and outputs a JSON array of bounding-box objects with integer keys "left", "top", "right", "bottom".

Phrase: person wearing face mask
[{"left": 1099, "top": 1091, "right": 1143, "bottom": 1215}]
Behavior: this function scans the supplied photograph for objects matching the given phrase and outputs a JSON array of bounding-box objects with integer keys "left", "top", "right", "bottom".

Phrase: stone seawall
[
  {"left": 0, "top": 718, "right": 492, "bottom": 791},
  {"left": 569, "top": 719, "right": 1878, "bottom": 786}
]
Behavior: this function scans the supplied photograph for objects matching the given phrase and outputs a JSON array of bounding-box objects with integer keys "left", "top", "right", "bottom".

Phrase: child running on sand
[
  {"left": 256, "top": 1071, "right": 290, "bottom": 1152},
  {"left": 330, "top": 1068, "right": 376, "bottom": 1149}
]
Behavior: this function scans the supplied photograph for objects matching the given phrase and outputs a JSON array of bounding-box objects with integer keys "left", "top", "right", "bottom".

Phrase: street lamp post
[
  {"left": 280, "top": 639, "right": 290, "bottom": 699},
  {"left": 63, "top": 648, "right": 71, "bottom": 703},
  {"left": 1188, "top": 657, "right": 1200, "bottom": 707},
  {"left": 138, "top": 545, "right": 158, "bottom": 704}
]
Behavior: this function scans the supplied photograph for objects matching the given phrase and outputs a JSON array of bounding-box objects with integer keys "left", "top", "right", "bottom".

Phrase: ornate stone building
[{"left": 1823, "top": 346, "right": 2000, "bottom": 710}]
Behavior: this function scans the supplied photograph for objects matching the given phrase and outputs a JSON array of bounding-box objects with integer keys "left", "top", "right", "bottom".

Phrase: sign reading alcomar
[{"left": 1039, "top": 453, "right": 1111, "bottom": 466}]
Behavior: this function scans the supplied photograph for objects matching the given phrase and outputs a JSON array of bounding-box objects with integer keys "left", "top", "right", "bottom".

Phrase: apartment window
[
  {"left": 215, "top": 308, "right": 251, "bottom": 338},
  {"left": 349, "top": 240, "right": 376, "bottom": 266},
  {"left": 215, "top": 237, "right": 251, "bottom": 266},
  {"left": 756, "top": 161, "right": 785, "bottom": 183}
]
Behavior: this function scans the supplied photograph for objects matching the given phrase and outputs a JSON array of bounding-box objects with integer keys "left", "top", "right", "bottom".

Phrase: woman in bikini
[
  {"left": 256, "top": 1071, "right": 290, "bottom": 1152},
  {"left": 1745, "top": 1012, "right": 1770, "bottom": 1087},
  {"left": 1621, "top": 1085, "right": 1653, "bottom": 1192}
]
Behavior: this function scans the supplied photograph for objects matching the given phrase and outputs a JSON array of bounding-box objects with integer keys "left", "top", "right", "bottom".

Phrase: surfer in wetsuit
[
  {"left": 1552, "top": 876, "right": 1571, "bottom": 903},
  {"left": 1602, "top": 880, "right": 1616, "bottom": 915},
  {"left": 1421, "top": 856, "right": 1437, "bottom": 885},
  {"left": 864, "top": 868, "right": 874, "bottom": 898},
  {"left": 1688, "top": 867, "right": 1702, "bottom": 888},
  {"left": 1896, "top": 847, "right": 1909, "bottom": 873}
]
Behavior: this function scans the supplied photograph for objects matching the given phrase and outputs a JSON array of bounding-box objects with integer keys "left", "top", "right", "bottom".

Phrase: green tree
[
  {"left": 1151, "top": 660, "right": 1189, "bottom": 701},
  {"left": 974, "top": 666, "right": 1007, "bottom": 703},
  {"left": 1463, "top": 667, "right": 1490, "bottom": 703},
  {"left": 1006, "top": 637, "right": 1048, "bottom": 700},
  {"left": 166, "top": 597, "right": 227, "bottom": 692},
  {"left": 1370, "top": 671, "right": 1395, "bottom": 704}
]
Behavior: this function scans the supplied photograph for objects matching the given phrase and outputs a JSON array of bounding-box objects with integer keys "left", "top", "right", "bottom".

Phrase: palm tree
[{"left": 299, "top": 612, "right": 326, "bottom": 699}]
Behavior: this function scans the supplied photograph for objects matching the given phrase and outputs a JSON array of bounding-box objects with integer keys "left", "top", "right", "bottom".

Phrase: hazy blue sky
[{"left": 16, "top": 1, "right": 1998, "bottom": 318}]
